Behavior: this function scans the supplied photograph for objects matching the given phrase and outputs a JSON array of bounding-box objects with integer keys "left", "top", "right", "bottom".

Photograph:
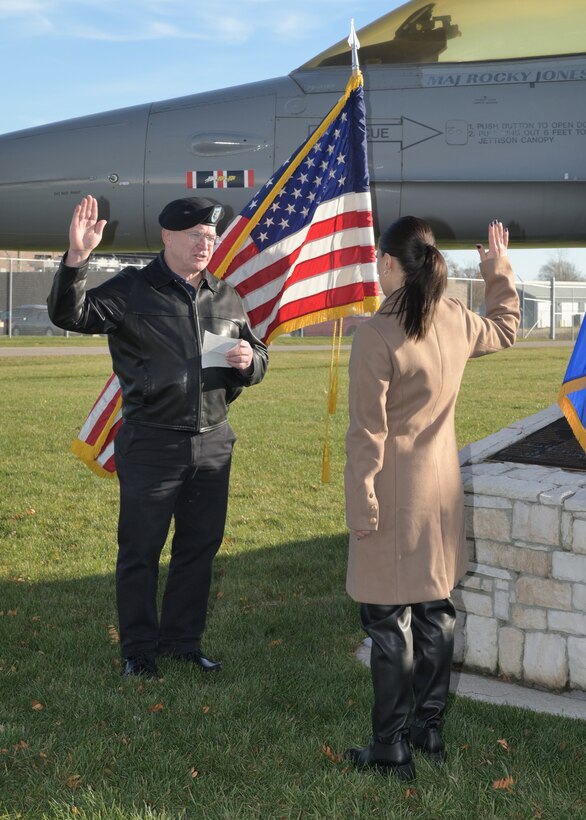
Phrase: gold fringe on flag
[{"left": 558, "top": 375, "right": 586, "bottom": 454}]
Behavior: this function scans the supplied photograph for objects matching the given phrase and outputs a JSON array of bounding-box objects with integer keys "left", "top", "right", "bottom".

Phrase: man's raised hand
[{"left": 66, "top": 195, "right": 107, "bottom": 267}]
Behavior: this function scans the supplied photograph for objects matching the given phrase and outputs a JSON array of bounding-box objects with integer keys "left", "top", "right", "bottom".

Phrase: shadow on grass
[{"left": 1, "top": 534, "right": 585, "bottom": 818}]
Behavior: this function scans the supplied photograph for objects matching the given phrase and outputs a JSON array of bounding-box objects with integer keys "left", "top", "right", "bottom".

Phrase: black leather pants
[{"left": 360, "top": 599, "right": 456, "bottom": 742}]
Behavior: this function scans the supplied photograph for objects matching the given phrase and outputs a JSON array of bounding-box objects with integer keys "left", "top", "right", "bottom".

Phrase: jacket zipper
[{"left": 177, "top": 280, "right": 203, "bottom": 432}]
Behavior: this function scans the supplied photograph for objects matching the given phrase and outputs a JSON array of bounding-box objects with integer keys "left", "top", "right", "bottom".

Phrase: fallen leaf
[
  {"left": 270, "top": 639, "right": 283, "bottom": 648},
  {"left": 107, "top": 625, "right": 120, "bottom": 644},
  {"left": 190, "top": 768, "right": 199, "bottom": 778},
  {"left": 202, "top": 706, "right": 210, "bottom": 714},
  {"left": 7, "top": 610, "right": 18, "bottom": 617},
  {"left": 216, "top": 591, "right": 224, "bottom": 599},
  {"left": 404, "top": 788, "right": 417, "bottom": 798},
  {"left": 66, "top": 774, "right": 82, "bottom": 789},
  {"left": 492, "top": 775, "right": 515, "bottom": 791},
  {"left": 31, "top": 700, "right": 44, "bottom": 711},
  {"left": 560, "top": 740, "right": 567, "bottom": 751},
  {"left": 26, "top": 508, "right": 36, "bottom": 515},
  {"left": 497, "top": 738, "right": 512, "bottom": 752},
  {"left": 321, "top": 744, "right": 343, "bottom": 764},
  {"left": 149, "top": 703, "right": 164, "bottom": 713}
]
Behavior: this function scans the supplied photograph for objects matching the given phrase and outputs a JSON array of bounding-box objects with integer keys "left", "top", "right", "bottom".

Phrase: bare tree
[
  {"left": 538, "top": 250, "right": 583, "bottom": 281},
  {"left": 444, "top": 253, "right": 479, "bottom": 279}
]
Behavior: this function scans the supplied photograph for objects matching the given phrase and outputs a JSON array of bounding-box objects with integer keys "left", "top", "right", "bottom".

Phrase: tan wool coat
[{"left": 344, "top": 257, "right": 520, "bottom": 605}]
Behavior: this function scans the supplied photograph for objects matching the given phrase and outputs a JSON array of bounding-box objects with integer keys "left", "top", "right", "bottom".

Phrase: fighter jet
[{"left": 0, "top": 0, "right": 584, "bottom": 252}]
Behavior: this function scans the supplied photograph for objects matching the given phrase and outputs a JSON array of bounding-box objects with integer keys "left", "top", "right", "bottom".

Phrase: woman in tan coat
[{"left": 344, "top": 217, "right": 520, "bottom": 780}]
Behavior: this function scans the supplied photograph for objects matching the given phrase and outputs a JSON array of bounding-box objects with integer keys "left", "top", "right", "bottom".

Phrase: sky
[{"left": 0, "top": 0, "right": 584, "bottom": 276}]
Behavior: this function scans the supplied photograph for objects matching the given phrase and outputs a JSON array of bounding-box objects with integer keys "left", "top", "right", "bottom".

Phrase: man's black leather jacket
[{"left": 47, "top": 252, "right": 268, "bottom": 432}]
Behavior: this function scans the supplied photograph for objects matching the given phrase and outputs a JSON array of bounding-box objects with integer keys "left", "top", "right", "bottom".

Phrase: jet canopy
[{"left": 301, "top": 0, "right": 586, "bottom": 68}]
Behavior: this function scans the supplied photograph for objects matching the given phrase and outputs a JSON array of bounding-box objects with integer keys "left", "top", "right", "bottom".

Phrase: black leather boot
[
  {"left": 351, "top": 603, "right": 417, "bottom": 777},
  {"left": 346, "top": 732, "right": 416, "bottom": 781},
  {"left": 409, "top": 725, "right": 446, "bottom": 763},
  {"left": 409, "top": 599, "right": 456, "bottom": 764}
]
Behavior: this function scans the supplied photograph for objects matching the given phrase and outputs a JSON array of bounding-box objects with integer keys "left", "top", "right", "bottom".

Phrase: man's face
[{"left": 162, "top": 224, "right": 217, "bottom": 279}]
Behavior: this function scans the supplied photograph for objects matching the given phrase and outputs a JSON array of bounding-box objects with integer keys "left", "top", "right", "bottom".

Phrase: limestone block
[
  {"left": 573, "top": 584, "right": 586, "bottom": 612},
  {"left": 470, "top": 507, "right": 511, "bottom": 542},
  {"left": 512, "top": 502, "right": 560, "bottom": 546},
  {"left": 459, "top": 574, "right": 484, "bottom": 591},
  {"left": 568, "top": 636, "right": 586, "bottom": 690},
  {"left": 476, "top": 540, "right": 551, "bottom": 577},
  {"left": 506, "top": 465, "right": 560, "bottom": 483},
  {"left": 523, "top": 632, "right": 568, "bottom": 689},
  {"left": 552, "top": 552, "right": 586, "bottom": 584},
  {"left": 464, "top": 505, "right": 474, "bottom": 539},
  {"left": 499, "top": 627, "right": 524, "bottom": 679},
  {"left": 572, "top": 519, "right": 586, "bottom": 554},
  {"left": 564, "top": 489, "right": 586, "bottom": 512},
  {"left": 507, "top": 404, "right": 562, "bottom": 433},
  {"left": 453, "top": 610, "right": 466, "bottom": 665},
  {"left": 511, "top": 605, "right": 547, "bottom": 630},
  {"left": 471, "top": 562, "right": 513, "bottom": 581},
  {"left": 540, "top": 488, "right": 578, "bottom": 506},
  {"left": 515, "top": 577, "right": 572, "bottom": 610},
  {"left": 494, "top": 590, "right": 510, "bottom": 621},
  {"left": 544, "top": 469, "right": 586, "bottom": 488},
  {"left": 548, "top": 609, "right": 586, "bottom": 636},
  {"left": 465, "top": 494, "right": 512, "bottom": 509},
  {"left": 561, "top": 512, "right": 573, "bottom": 549},
  {"left": 464, "top": 614, "right": 498, "bottom": 672},
  {"left": 458, "top": 589, "right": 494, "bottom": 618},
  {"left": 466, "top": 476, "right": 552, "bottom": 503}
]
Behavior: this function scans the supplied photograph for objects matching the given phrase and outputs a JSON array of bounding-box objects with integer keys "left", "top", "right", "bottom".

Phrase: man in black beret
[{"left": 48, "top": 195, "right": 268, "bottom": 679}]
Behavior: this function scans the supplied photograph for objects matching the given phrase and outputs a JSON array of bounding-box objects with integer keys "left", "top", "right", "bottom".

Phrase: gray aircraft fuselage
[{"left": 0, "top": 56, "right": 585, "bottom": 251}]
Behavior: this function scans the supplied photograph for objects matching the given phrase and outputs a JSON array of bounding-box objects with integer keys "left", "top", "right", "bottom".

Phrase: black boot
[
  {"left": 346, "top": 732, "right": 416, "bottom": 781},
  {"left": 409, "top": 725, "right": 446, "bottom": 763},
  {"left": 349, "top": 604, "right": 417, "bottom": 778},
  {"left": 409, "top": 599, "right": 456, "bottom": 764}
]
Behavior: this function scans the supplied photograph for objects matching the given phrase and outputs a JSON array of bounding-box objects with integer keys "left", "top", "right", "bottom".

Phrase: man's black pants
[{"left": 114, "top": 421, "right": 235, "bottom": 659}]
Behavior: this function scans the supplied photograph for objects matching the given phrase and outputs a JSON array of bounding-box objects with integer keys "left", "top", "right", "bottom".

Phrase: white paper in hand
[{"left": 202, "top": 331, "right": 237, "bottom": 369}]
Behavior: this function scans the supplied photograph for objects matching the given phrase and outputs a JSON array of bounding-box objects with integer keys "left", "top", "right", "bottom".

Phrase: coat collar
[{"left": 142, "top": 251, "right": 220, "bottom": 293}]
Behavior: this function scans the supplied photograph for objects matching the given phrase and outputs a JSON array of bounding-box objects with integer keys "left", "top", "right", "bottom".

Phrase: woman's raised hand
[{"left": 476, "top": 220, "right": 509, "bottom": 260}]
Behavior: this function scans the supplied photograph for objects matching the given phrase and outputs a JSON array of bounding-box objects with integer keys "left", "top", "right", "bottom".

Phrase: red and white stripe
[{"left": 209, "top": 192, "right": 377, "bottom": 341}]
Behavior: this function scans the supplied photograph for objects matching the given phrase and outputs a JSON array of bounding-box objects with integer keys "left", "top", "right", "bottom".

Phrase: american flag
[
  {"left": 72, "top": 72, "right": 378, "bottom": 477},
  {"left": 208, "top": 72, "right": 378, "bottom": 342}
]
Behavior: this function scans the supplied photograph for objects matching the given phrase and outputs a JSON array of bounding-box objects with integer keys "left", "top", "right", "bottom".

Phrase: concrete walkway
[
  {"left": 356, "top": 638, "right": 586, "bottom": 721},
  {"left": 0, "top": 339, "right": 574, "bottom": 357}
]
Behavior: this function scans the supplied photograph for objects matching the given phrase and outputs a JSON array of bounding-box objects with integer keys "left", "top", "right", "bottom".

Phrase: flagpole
[{"left": 348, "top": 18, "right": 361, "bottom": 76}]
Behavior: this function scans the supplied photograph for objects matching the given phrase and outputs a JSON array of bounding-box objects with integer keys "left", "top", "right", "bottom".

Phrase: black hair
[{"left": 378, "top": 216, "right": 447, "bottom": 340}]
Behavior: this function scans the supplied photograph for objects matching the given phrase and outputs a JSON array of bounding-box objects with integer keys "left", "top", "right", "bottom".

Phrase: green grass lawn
[{"left": 0, "top": 345, "right": 584, "bottom": 819}]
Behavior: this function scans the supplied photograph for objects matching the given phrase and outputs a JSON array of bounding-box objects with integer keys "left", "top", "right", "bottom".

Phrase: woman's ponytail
[{"left": 379, "top": 217, "right": 447, "bottom": 340}]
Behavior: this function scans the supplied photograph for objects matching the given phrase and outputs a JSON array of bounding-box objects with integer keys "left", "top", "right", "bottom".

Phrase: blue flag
[{"left": 559, "top": 318, "right": 586, "bottom": 452}]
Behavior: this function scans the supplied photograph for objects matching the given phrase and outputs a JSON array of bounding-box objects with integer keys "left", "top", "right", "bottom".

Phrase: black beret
[{"left": 158, "top": 197, "right": 224, "bottom": 231}]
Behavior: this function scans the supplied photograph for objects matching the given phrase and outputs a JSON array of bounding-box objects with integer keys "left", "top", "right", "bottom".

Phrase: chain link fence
[
  {"left": 1, "top": 253, "right": 585, "bottom": 341},
  {"left": 0, "top": 253, "right": 152, "bottom": 337}
]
